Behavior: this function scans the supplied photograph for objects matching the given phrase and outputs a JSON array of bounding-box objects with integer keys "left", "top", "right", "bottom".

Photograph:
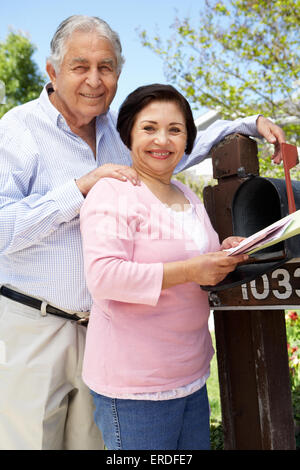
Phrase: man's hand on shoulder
[
  {"left": 256, "top": 115, "right": 286, "bottom": 164},
  {"left": 76, "top": 164, "right": 140, "bottom": 197}
]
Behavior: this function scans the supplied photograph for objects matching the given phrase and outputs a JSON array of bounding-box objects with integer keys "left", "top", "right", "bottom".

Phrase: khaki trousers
[{"left": 0, "top": 295, "right": 104, "bottom": 450}]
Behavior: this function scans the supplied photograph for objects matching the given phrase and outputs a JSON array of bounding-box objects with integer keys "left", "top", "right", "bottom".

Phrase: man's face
[{"left": 47, "top": 30, "right": 119, "bottom": 127}]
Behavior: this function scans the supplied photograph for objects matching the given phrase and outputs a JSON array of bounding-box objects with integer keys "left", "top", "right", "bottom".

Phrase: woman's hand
[
  {"left": 220, "top": 236, "right": 245, "bottom": 251},
  {"left": 162, "top": 250, "right": 248, "bottom": 289},
  {"left": 76, "top": 164, "right": 140, "bottom": 197},
  {"left": 184, "top": 251, "right": 248, "bottom": 286}
]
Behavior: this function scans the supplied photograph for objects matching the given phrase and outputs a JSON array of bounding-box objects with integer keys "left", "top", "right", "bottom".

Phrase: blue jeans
[{"left": 91, "top": 385, "right": 210, "bottom": 450}]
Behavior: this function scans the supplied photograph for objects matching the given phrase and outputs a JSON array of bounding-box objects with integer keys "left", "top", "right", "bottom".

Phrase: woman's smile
[{"left": 147, "top": 150, "right": 172, "bottom": 159}]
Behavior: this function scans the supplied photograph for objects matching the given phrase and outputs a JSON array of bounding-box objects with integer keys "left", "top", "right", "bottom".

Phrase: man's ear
[{"left": 46, "top": 61, "right": 57, "bottom": 90}]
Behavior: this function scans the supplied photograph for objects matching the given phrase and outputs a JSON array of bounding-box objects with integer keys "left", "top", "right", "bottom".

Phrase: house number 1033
[{"left": 241, "top": 267, "right": 300, "bottom": 300}]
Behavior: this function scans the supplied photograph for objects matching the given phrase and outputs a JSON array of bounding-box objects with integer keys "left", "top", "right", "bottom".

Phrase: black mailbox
[
  {"left": 232, "top": 176, "right": 300, "bottom": 260},
  {"left": 203, "top": 176, "right": 300, "bottom": 291}
]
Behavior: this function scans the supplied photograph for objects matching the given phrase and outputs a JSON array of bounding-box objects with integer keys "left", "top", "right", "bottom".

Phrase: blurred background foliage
[{"left": 139, "top": 0, "right": 300, "bottom": 180}]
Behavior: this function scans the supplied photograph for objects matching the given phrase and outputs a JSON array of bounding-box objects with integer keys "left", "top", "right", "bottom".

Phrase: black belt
[{"left": 0, "top": 286, "right": 88, "bottom": 325}]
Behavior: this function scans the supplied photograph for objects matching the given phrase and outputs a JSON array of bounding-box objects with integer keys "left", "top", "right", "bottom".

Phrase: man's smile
[{"left": 80, "top": 92, "right": 104, "bottom": 99}]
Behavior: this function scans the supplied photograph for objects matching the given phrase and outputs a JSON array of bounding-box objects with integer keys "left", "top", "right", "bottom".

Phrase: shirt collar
[{"left": 39, "top": 83, "right": 62, "bottom": 126}]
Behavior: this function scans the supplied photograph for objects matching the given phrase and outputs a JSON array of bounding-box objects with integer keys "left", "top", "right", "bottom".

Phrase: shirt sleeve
[
  {"left": 174, "top": 114, "right": 261, "bottom": 173},
  {"left": 0, "top": 126, "right": 84, "bottom": 255},
  {"left": 80, "top": 179, "right": 164, "bottom": 306}
]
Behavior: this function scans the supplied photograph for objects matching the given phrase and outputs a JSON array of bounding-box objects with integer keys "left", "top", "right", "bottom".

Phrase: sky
[
  {"left": 0, "top": 0, "right": 202, "bottom": 113},
  {"left": 0, "top": 0, "right": 214, "bottom": 175}
]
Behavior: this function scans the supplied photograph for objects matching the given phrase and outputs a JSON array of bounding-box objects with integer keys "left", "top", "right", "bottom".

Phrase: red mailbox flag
[{"left": 281, "top": 143, "right": 299, "bottom": 214}]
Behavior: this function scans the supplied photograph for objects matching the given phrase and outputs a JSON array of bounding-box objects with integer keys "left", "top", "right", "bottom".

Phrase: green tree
[
  {"left": 0, "top": 31, "right": 45, "bottom": 117},
  {"left": 139, "top": 0, "right": 300, "bottom": 179}
]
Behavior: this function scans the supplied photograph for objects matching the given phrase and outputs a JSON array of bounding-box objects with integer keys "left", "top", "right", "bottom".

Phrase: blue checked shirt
[{"left": 0, "top": 84, "right": 260, "bottom": 311}]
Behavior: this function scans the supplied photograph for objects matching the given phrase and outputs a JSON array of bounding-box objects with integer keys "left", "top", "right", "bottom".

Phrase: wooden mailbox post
[{"left": 203, "top": 134, "right": 297, "bottom": 450}]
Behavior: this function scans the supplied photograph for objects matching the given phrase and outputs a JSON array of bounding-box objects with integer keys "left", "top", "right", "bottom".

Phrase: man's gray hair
[{"left": 48, "top": 15, "right": 125, "bottom": 73}]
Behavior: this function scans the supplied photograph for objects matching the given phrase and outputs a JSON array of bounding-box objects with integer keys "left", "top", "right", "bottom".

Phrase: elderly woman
[{"left": 80, "top": 84, "right": 247, "bottom": 450}]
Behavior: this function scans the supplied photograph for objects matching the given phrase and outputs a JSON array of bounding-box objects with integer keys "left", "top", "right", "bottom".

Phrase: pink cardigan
[{"left": 80, "top": 178, "right": 220, "bottom": 395}]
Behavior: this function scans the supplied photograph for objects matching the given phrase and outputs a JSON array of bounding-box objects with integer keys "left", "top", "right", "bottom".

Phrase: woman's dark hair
[{"left": 117, "top": 84, "right": 197, "bottom": 154}]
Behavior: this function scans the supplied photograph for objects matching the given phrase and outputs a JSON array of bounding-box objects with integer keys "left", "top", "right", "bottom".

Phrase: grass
[
  {"left": 207, "top": 332, "right": 222, "bottom": 421},
  {"left": 207, "top": 331, "right": 224, "bottom": 449}
]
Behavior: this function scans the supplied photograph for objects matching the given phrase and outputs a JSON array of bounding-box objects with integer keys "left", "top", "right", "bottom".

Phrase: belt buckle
[{"left": 76, "top": 316, "right": 89, "bottom": 326}]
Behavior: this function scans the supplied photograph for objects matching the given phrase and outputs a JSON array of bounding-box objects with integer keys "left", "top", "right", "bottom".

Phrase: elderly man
[{"left": 0, "top": 15, "right": 285, "bottom": 450}]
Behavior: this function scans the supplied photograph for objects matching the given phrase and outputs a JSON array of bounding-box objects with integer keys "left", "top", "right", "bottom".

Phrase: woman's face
[{"left": 130, "top": 100, "right": 187, "bottom": 180}]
